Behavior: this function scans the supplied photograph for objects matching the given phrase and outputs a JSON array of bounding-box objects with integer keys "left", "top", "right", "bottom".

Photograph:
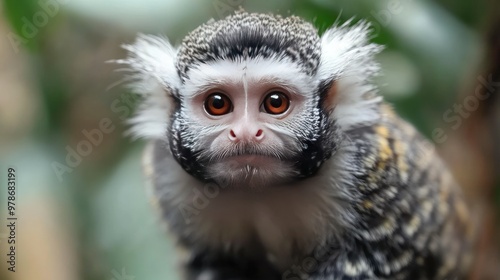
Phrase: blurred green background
[{"left": 0, "top": 0, "right": 499, "bottom": 279}]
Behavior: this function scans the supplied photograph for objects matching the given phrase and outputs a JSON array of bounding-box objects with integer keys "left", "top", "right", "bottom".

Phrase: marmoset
[{"left": 116, "top": 11, "right": 475, "bottom": 280}]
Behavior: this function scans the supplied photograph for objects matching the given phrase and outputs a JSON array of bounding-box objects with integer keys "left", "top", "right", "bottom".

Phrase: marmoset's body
[{"left": 117, "top": 11, "right": 474, "bottom": 280}]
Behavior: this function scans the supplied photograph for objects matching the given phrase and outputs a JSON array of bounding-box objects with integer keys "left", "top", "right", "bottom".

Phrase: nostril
[
  {"left": 255, "top": 129, "right": 263, "bottom": 138},
  {"left": 230, "top": 130, "right": 237, "bottom": 138}
]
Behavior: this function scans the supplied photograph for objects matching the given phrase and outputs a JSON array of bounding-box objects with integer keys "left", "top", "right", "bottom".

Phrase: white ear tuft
[
  {"left": 113, "top": 34, "right": 180, "bottom": 139},
  {"left": 317, "top": 21, "right": 384, "bottom": 130}
]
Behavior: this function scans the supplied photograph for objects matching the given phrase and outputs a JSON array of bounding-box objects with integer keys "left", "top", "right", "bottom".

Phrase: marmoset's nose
[{"left": 228, "top": 120, "right": 265, "bottom": 143}]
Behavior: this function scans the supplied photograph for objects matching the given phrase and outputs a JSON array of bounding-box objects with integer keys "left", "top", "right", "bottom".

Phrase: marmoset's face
[
  {"left": 170, "top": 58, "right": 335, "bottom": 187},
  {"left": 119, "top": 12, "right": 379, "bottom": 187}
]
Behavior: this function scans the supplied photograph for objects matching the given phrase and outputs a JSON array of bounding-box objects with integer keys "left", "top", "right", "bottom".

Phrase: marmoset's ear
[
  {"left": 113, "top": 34, "right": 180, "bottom": 139},
  {"left": 316, "top": 21, "right": 383, "bottom": 130}
]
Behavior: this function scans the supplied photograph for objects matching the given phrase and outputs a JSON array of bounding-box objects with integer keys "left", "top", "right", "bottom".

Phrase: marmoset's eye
[
  {"left": 204, "top": 93, "right": 232, "bottom": 116},
  {"left": 262, "top": 92, "right": 290, "bottom": 115}
]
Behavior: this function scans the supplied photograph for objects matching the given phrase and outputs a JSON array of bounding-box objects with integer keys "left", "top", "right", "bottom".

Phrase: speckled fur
[{"left": 177, "top": 12, "right": 321, "bottom": 80}]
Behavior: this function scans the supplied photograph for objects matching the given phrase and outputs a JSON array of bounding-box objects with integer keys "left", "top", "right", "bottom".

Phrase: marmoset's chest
[{"left": 145, "top": 141, "right": 351, "bottom": 268}]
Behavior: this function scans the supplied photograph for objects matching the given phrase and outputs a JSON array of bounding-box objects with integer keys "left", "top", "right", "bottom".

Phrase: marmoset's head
[{"left": 117, "top": 11, "right": 382, "bottom": 187}]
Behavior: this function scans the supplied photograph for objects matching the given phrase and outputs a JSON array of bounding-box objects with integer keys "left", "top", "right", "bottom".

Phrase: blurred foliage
[
  {"left": 3, "top": 0, "right": 40, "bottom": 51},
  {"left": 0, "top": 0, "right": 497, "bottom": 280}
]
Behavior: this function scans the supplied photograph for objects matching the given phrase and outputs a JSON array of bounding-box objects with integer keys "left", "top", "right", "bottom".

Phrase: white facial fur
[{"left": 179, "top": 57, "right": 319, "bottom": 187}]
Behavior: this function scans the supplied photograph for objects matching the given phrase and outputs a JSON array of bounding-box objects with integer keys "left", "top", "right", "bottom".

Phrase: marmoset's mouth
[
  {"left": 207, "top": 153, "right": 296, "bottom": 187},
  {"left": 224, "top": 154, "right": 278, "bottom": 166}
]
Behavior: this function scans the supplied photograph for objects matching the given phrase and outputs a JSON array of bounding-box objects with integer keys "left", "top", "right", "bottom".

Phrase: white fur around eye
[{"left": 181, "top": 57, "right": 318, "bottom": 100}]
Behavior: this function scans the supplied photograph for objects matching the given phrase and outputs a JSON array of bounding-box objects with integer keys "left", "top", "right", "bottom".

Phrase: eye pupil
[
  {"left": 269, "top": 94, "right": 282, "bottom": 108},
  {"left": 211, "top": 95, "right": 225, "bottom": 109}
]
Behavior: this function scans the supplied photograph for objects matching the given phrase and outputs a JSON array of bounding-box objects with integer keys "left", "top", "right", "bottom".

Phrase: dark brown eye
[
  {"left": 204, "top": 93, "right": 232, "bottom": 116},
  {"left": 263, "top": 92, "right": 290, "bottom": 115}
]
